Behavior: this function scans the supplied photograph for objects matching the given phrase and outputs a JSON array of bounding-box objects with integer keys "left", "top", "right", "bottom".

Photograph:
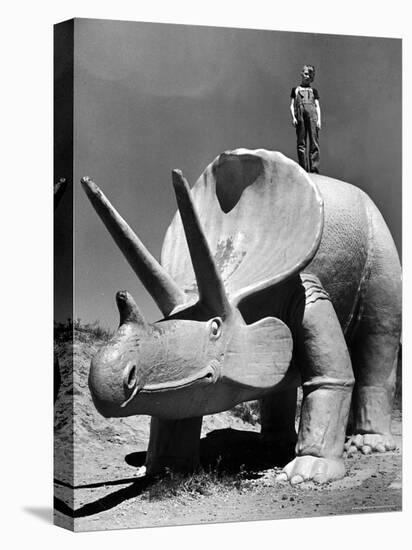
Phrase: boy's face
[{"left": 301, "top": 66, "right": 312, "bottom": 85}]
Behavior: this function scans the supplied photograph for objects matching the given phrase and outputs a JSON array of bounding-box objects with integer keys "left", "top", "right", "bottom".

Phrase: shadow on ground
[
  {"left": 199, "top": 428, "right": 294, "bottom": 471},
  {"left": 126, "top": 428, "right": 293, "bottom": 474},
  {"left": 54, "top": 477, "right": 151, "bottom": 518}
]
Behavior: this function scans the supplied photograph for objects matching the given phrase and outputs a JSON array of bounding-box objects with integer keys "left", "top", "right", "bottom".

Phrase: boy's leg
[
  {"left": 308, "top": 115, "right": 320, "bottom": 173},
  {"left": 296, "top": 121, "right": 308, "bottom": 171}
]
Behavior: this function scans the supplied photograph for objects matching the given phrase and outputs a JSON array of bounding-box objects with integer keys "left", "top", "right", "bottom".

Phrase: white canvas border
[{"left": 1, "top": 1, "right": 410, "bottom": 548}]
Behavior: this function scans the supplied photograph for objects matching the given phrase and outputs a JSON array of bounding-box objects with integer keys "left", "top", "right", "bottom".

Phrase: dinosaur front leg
[
  {"left": 145, "top": 416, "right": 203, "bottom": 476},
  {"left": 277, "top": 291, "right": 355, "bottom": 484}
]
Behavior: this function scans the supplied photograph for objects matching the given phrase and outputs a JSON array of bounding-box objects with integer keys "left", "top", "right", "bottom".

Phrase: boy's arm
[
  {"left": 315, "top": 99, "right": 321, "bottom": 129},
  {"left": 290, "top": 98, "right": 297, "bottom": 126}
]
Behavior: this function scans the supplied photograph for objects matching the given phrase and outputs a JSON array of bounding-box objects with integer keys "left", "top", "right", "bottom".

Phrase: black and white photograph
[
  {"left": 53, "top": 17, "right": 402, "bottom": 531},
  {"left": 2, "top": 2, "right": 409, "bottom": 548}
]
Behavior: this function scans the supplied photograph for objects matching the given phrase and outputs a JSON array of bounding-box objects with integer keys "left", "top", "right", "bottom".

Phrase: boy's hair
[{"left": 302, "top": 64, "right": 315, "bottom": 82}]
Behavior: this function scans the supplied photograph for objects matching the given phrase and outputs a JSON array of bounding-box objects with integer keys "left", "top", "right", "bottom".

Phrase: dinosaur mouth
[
  {"left": 120, "top": 365, "right": 216, "bottom": 408},
  {"left": 142, "top": 369, "right": 215, "bottom": 393}
]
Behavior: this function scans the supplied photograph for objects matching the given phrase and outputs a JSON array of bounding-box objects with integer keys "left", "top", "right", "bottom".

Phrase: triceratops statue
[{"left": 81, "top": 149, "right": 401, "bottom": 485}]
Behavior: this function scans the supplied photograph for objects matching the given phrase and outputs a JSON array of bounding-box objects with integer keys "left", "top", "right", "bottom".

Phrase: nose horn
[{"left": 116, "top": 290, "right": 147, "bottom": 327}]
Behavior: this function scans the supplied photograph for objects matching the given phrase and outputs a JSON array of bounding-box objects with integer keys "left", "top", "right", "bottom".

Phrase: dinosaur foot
[
  {"left": 344, "top": 433, "right": 396, "bottom": 455},
  {"left": 276, "top": 456, "right": 345, "bottom": 485}
]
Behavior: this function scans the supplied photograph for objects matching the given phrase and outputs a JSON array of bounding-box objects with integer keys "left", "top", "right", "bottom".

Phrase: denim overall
[{"left": 294, "top": 86, "right": 320, "bottom": 173}]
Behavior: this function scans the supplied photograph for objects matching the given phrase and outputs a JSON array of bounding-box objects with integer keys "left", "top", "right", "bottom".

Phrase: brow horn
[
  {"left": 81, "top": 177, "right": 186, "bottom": 316},
  {"left": 172, "top": 170, "right": 232, "bottom": 318}
]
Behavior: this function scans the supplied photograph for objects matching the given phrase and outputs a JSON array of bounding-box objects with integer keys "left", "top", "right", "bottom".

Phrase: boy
[{"left": 290, "top": 65, "right": 321, "bottom": 173}]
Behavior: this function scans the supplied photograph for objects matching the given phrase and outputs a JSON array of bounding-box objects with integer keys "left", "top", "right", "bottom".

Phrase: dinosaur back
[{"left": 306, "top": 175, "right": 373, "bottom": 331}]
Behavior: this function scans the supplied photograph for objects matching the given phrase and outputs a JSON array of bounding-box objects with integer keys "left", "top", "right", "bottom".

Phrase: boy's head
[{"left": 301, "top": 65, "right": 315, "bottom": 84}]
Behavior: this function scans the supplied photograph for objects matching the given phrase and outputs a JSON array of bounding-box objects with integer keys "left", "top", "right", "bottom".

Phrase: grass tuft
[{"left": 143, "top": 459, "right": 248, "bottom": 502}]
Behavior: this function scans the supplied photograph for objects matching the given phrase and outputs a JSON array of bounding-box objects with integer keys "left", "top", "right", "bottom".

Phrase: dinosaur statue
[{"left": 81, "top": 149, "right": 401, "bottom": 485}]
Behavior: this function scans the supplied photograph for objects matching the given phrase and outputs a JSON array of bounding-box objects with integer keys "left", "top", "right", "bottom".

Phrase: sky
[{"left": 56, "top": 18, "right": 402, "bottom": 328}]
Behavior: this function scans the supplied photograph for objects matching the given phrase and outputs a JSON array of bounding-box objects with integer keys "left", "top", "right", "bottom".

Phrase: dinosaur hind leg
[
  {"left": 347, "top": 207, "right": 401, "bottom": 455},
  {"left": 347, "top": 325, "right": 400, "bottom": 454}
]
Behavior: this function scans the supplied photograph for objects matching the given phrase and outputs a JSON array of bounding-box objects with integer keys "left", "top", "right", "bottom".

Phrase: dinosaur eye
[{"left": 210, "top": 318, "right": 222, "bottom": 339}]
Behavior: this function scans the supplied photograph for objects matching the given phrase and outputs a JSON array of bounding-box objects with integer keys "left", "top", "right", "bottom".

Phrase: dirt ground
[{"left": 53, "top": 337, "right": 402, "bottom": 532}]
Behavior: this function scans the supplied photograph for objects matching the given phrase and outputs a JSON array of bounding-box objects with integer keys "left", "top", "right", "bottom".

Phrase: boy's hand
[{"left": 292, "top": 117, "right": 298, "bottom": 127}]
